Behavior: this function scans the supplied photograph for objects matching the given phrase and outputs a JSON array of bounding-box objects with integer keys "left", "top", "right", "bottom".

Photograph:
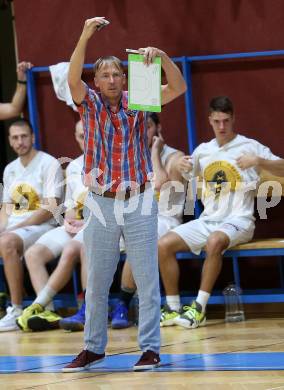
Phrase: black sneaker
[
  {"left": 27, "top": 309, "right": 61, "bottom": 331},
  {"left": 133, "top": 350, "right": 160, "bottom": 371},
  {"left": 62, "top": 350, "right": 105, "bottom": 372}
]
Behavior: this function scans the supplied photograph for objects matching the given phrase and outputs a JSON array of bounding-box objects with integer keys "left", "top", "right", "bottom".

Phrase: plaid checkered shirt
[{"left": 77, "top": 85, "right": 152, "bottom": 192}]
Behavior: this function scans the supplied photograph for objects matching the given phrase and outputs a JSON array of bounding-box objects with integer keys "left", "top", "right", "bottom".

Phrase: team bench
[
  {"left": 0, "top": 258, "right": 79, "bottom": 309},
  {"left": 174, "top": 171, "right": 284, "bottom": 304},
  {"left": 0, "top": 173, "right": 284, "bottom": 308},
  {"left": 1, "top": 238, "right": 284, "bottom": 308},
  {"left": 175, "top": 238, "right": 284, "bottom": 304}
]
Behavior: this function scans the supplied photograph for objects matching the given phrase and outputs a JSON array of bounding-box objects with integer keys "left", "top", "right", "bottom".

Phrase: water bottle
[{"left": 223, "top": 284, "right": 245, "bottom": 322}]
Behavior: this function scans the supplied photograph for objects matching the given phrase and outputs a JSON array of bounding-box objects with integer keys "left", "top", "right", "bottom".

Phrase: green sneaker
[
  {"left": 160, "top": 304, "right": 180, "bottom": 327},
  {"left": 16, "top": 303, "right": 43, "bottom": 331},
  {"left": 27, "top": 309, "right": 62, "bottom": 331},
  {"left": 174, "top": 301, "right": 206, "bottom": 329}
]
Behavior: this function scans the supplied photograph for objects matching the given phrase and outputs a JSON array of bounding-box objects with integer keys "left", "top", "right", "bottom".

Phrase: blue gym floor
[{"left": 1, "top": 352, "right": 284, "bottom": 373}]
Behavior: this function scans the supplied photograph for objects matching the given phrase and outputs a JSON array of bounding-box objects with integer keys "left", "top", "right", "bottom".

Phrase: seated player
[
  {"left": 16, "top": 120, "right": 88, "bottom": 331},
  {"left": 0, "top": 119, "right": 63, "bottom": 331},
  {"left": 158, "top": 96, "right": 284, "bottom": 329}
]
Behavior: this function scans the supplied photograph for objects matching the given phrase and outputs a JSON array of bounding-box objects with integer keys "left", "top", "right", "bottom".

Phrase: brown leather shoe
[
  {"left": 62, "top": 350, "right": 105, "bottom": 372},
  {"left": 133, "top": 350, "right": 160, "bottom": 371}
]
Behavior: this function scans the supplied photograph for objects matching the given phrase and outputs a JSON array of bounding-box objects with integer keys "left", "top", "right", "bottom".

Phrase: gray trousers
[{"left": 83, "top": 189, "right": 160, "bottom": 354}]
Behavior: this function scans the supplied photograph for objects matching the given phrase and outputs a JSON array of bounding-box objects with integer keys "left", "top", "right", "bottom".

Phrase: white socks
[
  {"left": 12, "top": 303, "right": 22, "bottom": 310},
  {"left": 196, "top": 290, "right": 210, "bottom": 313},
  {"left": 166, "top": 295, "right": 181, "bottom": 312},
  {"left": 34, "top": 285, "right": 56, "bottom": 311},
  {"left": 166, "top": 291, "right": 210, "bottom": 313}
]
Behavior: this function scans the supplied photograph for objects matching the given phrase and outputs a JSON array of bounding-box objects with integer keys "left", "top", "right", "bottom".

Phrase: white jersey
[
  {"left": 3, "top": 151, "right": 64, "bottom": 227},
  {"left": 64, "top": 155, "right": 88, "bottom": 220},
  {"left": 158, "top": 144, "right": 186, "bottom": 222},
  {"left": 191, "top": 134, "right": 280, "bottom": 224}
]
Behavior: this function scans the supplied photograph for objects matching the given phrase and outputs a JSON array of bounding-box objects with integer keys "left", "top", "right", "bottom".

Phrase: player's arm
[
  {"left": 64, "top": 208, "right": 84, "bottom": 234},
  {"left": 257, "top": 158, "right": 284, "bottom": 176},
  {"left": 68, "top": 16, "right": 109, "bottom": 104},
  {"left": 175, "top": 154, "right": 194, "bottom": 178},
  {"left": 151, "top": 135, "right": 185, "bottom": 190},
  {"left": 237, "top": 155, "right": 284, "bottom": 176},
  {"left": 151, "top": 135, "right": 168, "bottom": 190},
  {"left": 137, "top": 47, "right": 187, "bottom": 105},
  {"left": 0, "top": 169, "right": 13, "bottom": 232},
  {"left": 0, "top": 62, "right": 32, "bottom": 120},
  {"left": 0, "top": 204, "right": 9, "bottom": 233},
  {"left": 64, "top": 208, "right": 77, "bottom": 222},
  {"left": 164, "top": 150, "right": 187, "bottom": 183},
  {"left": 5, "top": 197, "right": 60, "bottom": 231}
]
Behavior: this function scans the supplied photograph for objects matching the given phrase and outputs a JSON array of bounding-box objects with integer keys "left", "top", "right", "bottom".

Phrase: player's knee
[
  {"left": 61, "top": 243, "right": 80, "bottom": 262},
  {"left": 205, "top": 235, "right": 226, "bottom": 256},
  {"left": 158, "top": 237, "right": 169, "bottom": 258},
  {"left": 0, "top": 234, "right": 19, "bottom": 257},
  {"left": 158, "top": 234, "right": 176, "bottom": 259},
  {"left": 25, "top": 245, "right": 44, "bottom": 268}
]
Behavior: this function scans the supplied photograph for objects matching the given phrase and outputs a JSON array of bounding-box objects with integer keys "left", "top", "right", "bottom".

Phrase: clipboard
[{"left": 128, "top": 54, "right": 161, "bottom": 112}]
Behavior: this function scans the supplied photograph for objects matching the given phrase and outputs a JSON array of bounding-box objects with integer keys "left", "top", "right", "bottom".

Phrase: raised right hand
[
  {"left": 81, "top": 17, "right": 109, "bottom": 40},
  {"left": 17, "top": 61, "right": 33, "bottom": 81}
]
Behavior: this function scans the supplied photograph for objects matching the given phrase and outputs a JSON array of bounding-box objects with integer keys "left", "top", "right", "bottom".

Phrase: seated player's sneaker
[
  {"left": 16, "top": 303, "right": 43, "bottom": 331},
  {"left": 133, "top": 350, "right": 160, "bottom": 371},
  {"left": 174, "top": 301, "right": 206, "bottom": 329},
  {"left": 62, "top": 350, "right": 105, "bottom": 372},
  {"left": 0, "top": 306, "right": 22, "bottom": 332},
  {"left": 59, "top": 303, "right": 85, "bottom": 332},
  {"left": 111, "top": 301, "right": 130, "bottom": 329},
  {"left": 160, "top": 304, "right": 180, "bottom": 327},
  {"left": 27, "top": 309, "right": 62, "bottom": 331}
]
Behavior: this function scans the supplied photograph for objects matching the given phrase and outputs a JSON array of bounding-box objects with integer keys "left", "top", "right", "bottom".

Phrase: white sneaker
[{"left": 0, "top": 306, "right": 22, "bottom": 331}]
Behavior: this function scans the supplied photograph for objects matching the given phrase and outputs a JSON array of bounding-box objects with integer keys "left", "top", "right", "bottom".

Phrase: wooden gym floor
[{"left": 0, "top": 317, "right": 284, "bottom": 389}]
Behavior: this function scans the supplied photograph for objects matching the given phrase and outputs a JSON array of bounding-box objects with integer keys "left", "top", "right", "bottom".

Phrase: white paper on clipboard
[{"left": 128, "top": 54, "right": 161, "bottom": 112}]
